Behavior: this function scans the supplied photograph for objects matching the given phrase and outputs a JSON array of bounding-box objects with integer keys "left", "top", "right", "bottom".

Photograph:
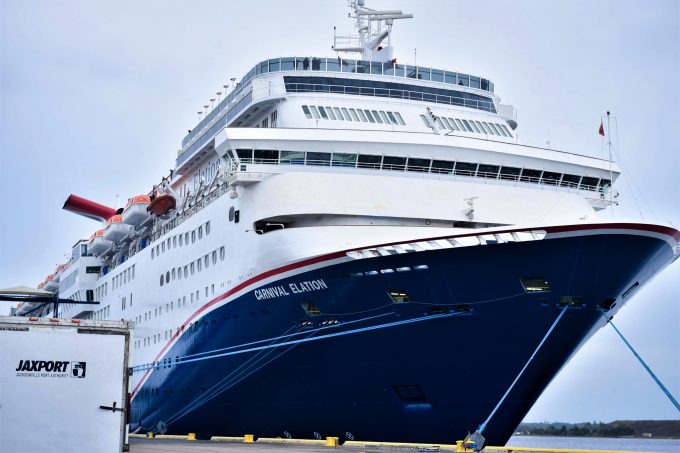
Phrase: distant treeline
[{"left": 517, "top": 420, "right": 680, "bottom": 439}]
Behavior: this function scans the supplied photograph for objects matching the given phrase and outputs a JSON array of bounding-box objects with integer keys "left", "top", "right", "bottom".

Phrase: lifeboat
[
  {"left": 147, "top": 194, "right": 176, "bottom": 216},
  {"left": 89, "top": 229, "right": 112, "bottom": 256},
  {"left": 44, "top": 274, "right": 58, "bottom": 292},
  {"left": 122, "top": 195, "right": 151, "bottom": 226},
  {"left": 103, "top": 214, "right": 132, "bottom": 242}
]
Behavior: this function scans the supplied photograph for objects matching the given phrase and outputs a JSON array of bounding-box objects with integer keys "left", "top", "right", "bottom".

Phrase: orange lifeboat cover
[
  {"left": 147, "top": 194, "right": 176, "bottom": 216},
  {"left": 126, "top": 195, "right": 151, "bottom": 209},
  {"left": 105, "top": 215, "right": 123, "bottom": 228}
]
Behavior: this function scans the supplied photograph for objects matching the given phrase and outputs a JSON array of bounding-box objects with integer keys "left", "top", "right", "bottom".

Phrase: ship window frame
[
  {"left": 301, "top": 105, "right": 312, "bottom": 119},
  {"left": 379, "top": 111, "right": 390, "bottom": 123},
  {"left": 356, "top": 109, "right": 367, "bottom": 122},
  {"left": 521, "top": 276, "right": 551, "bottom": 293},
  {"left": 212, "top": 250, "right": 217, "bottom": 265},
  {"left": 431, "top": 160, "right": 454, "bottom": 174},
  {"left": 407, "top": 158, "right": 431, "bottom": 173},
  {"left": 307, "top": 152, "right": 331, "bottom": 166},
  {"left": 325, "top": 106, "right": 336, "bottom": 120},
  {"left": 309, "top": 105, "right": 320, "bottom": 119},
  {"left": 197, "top": 258, "right": 202, "bottom": 272},
  {"left": 364, "top": 110, "right": 376, "bottom": 123},
  {"left": 394, "top": 112, "right": 405, "bottom": 125},
  {"left": 318, "top": 106, "right": 329, "bottom": 119},
  {"left": 500, "top": 166, "right": 521, "bottom": 181},
  {"left": 371, "top": 110, "right": 383, "bottom": 124},
  {"left": 357, "top": 154, "right": 382, "bottom": 169},
  {"left": 340, "top": 108, "right": 351, "bottom": 121},
  {"left": 198, "top": 225, "right": 203, "bottom": 239},
  {"left": 454, "top": 162, "right": 478, "bottom": 177},
  {"left": 220, "top": 246, "right": 225, "bottom": 261},
  {"left": 178, "top": 234, "right": 183, "bottom": 246},
  {"left": 348, "top": 108, "right": 360, "bottom": 121},
  {"left": 333, "top": 107, "right": 344, "bottom": 120},
  {"left": 382, "top": 156, "right": 406, "bottom": 171}
]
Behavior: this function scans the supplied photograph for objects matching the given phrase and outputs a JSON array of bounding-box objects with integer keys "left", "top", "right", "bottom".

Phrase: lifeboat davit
[
  {"left": 44, "top": 274, "right": 58, "bottom": 292},
  {"left": 89, "top": 229, "right": 112, "bottom": 256},
  {"left": 103, "top": 215, "right": 132, "bottom": 242},
  {"left": 122, "top": 195, "right": 151, "bottom": 226},
  {"left": 147, "top": 194, "right": 176, "bottom": 216}
]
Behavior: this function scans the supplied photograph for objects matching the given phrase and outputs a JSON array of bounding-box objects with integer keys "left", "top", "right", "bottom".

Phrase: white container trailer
[{"left": 0, "top": 316, "right": 131, "bottom": 453}]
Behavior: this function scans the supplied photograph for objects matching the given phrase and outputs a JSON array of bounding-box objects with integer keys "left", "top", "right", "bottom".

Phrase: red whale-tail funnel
[{"left": 62, "top": 194, "right": 117, "bottom": 223}]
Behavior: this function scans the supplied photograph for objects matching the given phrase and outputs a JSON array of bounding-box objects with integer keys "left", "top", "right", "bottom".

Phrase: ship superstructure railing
[
  {"left": 284, "top": 82, "right": 495, "bottom": 112},
  {"left": 234, "top": 153, "right": 610, "bottom": 193},
  {"left": 181, "top": 57, "right": 494, "bottom": 148}
]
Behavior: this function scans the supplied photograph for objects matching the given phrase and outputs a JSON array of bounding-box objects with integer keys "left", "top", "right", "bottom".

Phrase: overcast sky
[{"left": 1, "top": 0, "right": 678, "bottom": 423}]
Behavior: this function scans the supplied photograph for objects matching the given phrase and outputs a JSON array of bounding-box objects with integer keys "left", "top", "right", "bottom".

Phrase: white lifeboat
[
  {"left": 44, "top": 274, "right": 58, "bottom": 292},
  {"left": 122, "top": 195, "right": 151, "bottom": 226},
  {"left": 103, "top": 214, "right": 131, "bottom": 242},
  {"left": 89, "top": 229, "right": 112, "bottom": 256}
]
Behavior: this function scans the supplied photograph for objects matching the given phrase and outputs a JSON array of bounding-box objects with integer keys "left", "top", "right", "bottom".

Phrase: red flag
[{"left": 598, "top": 122, "right": 605, "bottom": 136}]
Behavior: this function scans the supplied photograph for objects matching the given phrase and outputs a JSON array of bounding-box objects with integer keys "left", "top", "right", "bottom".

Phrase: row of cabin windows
[
  {"left": 159, "top": 246, "right": 226, "bottom": 287},
  {"left": 111, "top": 264, "right": 135, "bottom": 292},
  {"left": 233, "top": 149, "right": 610, "bottom": 191},
  {"left": 301, "top": 105, "right": 405, "bottom": 125},
  {"left": 133, "top": 284, "right": 217, "bottom": 350},
  {"left": 151, "top": 221, "right": 211, "bottom": 260},
  {"left": 422, "top": 114, "right": 512, "bottom": 138},
  {"left": 92, "top": 305, "right": 110, "bottom": 320}
]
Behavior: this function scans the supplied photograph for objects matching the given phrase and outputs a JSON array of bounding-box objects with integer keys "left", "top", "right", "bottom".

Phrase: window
[
  {"left": 356, "top": 109, "right": 367, "bottom": 122},
  {"left": 190, "top": 262, "right": 195, "bottom": 275},
  {"left": 309, "top": 106, "right": 320, "bottom": 119},
  {"left": 220, "top": 247, "right": 225, "bottom": 261},
  {"left": 348, "top": 109, "right": 359, "bottom": 121},
  {"left": 191, "top": 231, "right": 196, "bottom": 243},
  {"left": 173, "top": 236, "right": 177, "bottom": 247},
  {"left": 364, "top": 110, "right": 376, "bottom": 123},
  {"left": 171, "top": 268, "right": 176, "bottom": 280},
  {"left": 184, "top": 266, "right": 188, "bottom": 278},
  {"left": 461, "top": 119, "right": 474, "bottom": 132},
  {"left": 301, "top": 301, "right": 321, "bottom": 315},
  {"left": 394, "top": 112, "right": 405, "bottom": 125},
  {"left": 212, "top": 251, "right": 217, "bottom": 265},
  {"left": 198, "top": 225, "right": 203, "bottom": 239},
  {"left": 325, "top": 106, "right": 336, "bottom": 120},
  {"left": 185, "top": 232, "right": 189, "bottom": 244},
  {"left": 379, "top": 111, "right": 390, "bottom": 123},
  {"left": 520, "top": 169, "right": 542, "bottom": 183},
  {"left": 580, "top": 176, "right": 599, "bottom": 189},
  {"left": 521, "top": 277, "right": 550, "bottom": 293},
  {"left": 560, "top": 174, "right": 581, "bottom": 188},
  {"left": 388, "top": 289, "right": 411, "bottom": 303},
  {"left": 478, "top": 164, "right": 500, "bottom": 178},
  {"left": 371, "top": 110, "right": 383, "bottom": 124},
  {"left": 480, "top": 121, "right": 493, "bottom": 134},
  {"left": 307, "top": 152, "right": 331, "bottom": 166},
  {"left": 500, "top": 167, "right": 521, "bottom": 181},
  {"left": 332, "top": 153, "right": 357, "bottom": 167},
  {"left": 333, "top": 107, "right": 343, "bottom": 120},
  {"left": 166, "top": 271, "right": 170, "bottom": 284},
  {"left": 318, "top": 106, "right": 329, "bottom": 119},
  {"left": 160, "top": 275, "right": 164, "bottom": 286},
  {"left": 340, "top": 108, "right": 351, "bottom": 121},
  {"left": 407, "top": 158, "right": 431, "bottom": 172},
  {"left": 357, "top": 154, "right": 381, "bottom": 169},
  {"left": 151, "top": 248, "right": 155, "bottom": 259},
  {"left": 197, "top": 259, "right": 202, "bottom": 272},
  {"left": 280, "top": 151, "right": 305, "bottom": 165},
  {"left": 179, "top": 234, "right": 183, "bottom": 246},
  {"left": 382, "top": 156, "right": 406, "bottom": 171},
  {"left": 455, "top": 162, "right": 478, "bottom": 176},
  {"left": 161, "top": 242, "right": 165, "bottom": 253},
  {"left": 204, "top": 255, "right": 209, "bottom": 268}
]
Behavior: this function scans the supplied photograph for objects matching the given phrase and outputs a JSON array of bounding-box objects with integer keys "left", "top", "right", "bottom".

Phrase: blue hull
[{"left": 130, "top": 226, "right": 677, "bottom": 445}]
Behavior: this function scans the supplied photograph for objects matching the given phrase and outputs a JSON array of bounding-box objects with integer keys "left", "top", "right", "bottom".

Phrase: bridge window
[
  {"left": 520, "top": 169, "right": 542, "bottom": 183},
  {"left": 307, "top": 152, "right": 331, "bottom": 166},
  {"left": 478, "top": 165, "right": 500, "bottom": 178},
  {"left": 302, "top": 105, "right": 312, "bottom": 119},
  {"left": 560, "top": 174, "right": 581, "bottom": 188},
  {"left": 580, "top": 176, "right": 600, "bottom": 190},
  {"left": 280, "top": 151, "right": 305, "bottom": 165},
  {"left": 383, "top": 156, "right": 406, "bottom": 171},
  {"left": 358, "top": 154, "right": 382, "bottom": 169},
  {"left": 500, "top": 167, "right": 521, "bottom": 181},
  {"left": 455, "top": 162, "right": 477, "bottom": 177},
  {"left": 407, "top": 158, "right": 431, "bottom": 172},
  {"left": 521, "top": 277, "right": 550, "bottom": 293},
  {"left": 431, "top": 160, "right": 454, "bottom": 174},
  {"left": 332, "top": 153, "right": 357, "bottom": 167}
]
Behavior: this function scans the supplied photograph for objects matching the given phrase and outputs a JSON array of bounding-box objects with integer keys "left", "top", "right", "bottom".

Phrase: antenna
[{"left": 333, "top": 0, "right": 413, "bottom": 61}]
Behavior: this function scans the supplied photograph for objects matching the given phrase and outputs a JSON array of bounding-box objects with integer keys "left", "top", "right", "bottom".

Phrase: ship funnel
[{"left": 62, "top": 194, "right": 118, "bottom": 223}]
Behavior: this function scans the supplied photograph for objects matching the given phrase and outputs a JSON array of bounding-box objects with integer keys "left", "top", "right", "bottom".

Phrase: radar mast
[{"left": 332, "top": 0, "right": 413, "bottom": 62}]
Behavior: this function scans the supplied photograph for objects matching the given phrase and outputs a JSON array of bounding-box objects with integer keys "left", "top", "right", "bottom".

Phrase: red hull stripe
[{"left": 131, "top": 221, "right": 678, "bottom": 397}]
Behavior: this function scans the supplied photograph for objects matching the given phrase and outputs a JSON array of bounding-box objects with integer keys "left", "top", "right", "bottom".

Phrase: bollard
[
  {"left": 244, "top": 434, "right": 255, "bottom": 443},
  {"left": 187, "top": 433, "right": 196, "bottom": 441},
  {"left": 147, "top": 432, "right": 154, "bottom": 439},
  {"left": 326, "top": 436, "right": 339, "bottom": 447}
]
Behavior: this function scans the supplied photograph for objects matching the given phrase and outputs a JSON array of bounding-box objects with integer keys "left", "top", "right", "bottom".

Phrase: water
[{"left": 505, "top": 435, "right": 680, "bottom": 453}]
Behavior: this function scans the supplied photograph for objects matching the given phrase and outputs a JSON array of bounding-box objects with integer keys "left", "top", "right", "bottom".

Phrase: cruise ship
[{"left": 17, "top": 0, "right": 680, "bottom": 446}]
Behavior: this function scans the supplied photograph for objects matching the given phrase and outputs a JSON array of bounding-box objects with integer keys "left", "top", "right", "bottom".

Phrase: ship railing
[{"left": 285, "top": 82, "right": 496, "bottom": 112}]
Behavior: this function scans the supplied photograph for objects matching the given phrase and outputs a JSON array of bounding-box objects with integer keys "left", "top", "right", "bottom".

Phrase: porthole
[
  {"left": 229, "top": 206, "right": 235, "bottom": 222},
  {"left": 197, "top": 259, "right": 202, "bottom": 272},
  {"left": 166, "top": 271, "right": 170, "bottom": 283},
  {"left": 184, "top": 266, "right": 188, "bottom": 278},
  {"left": 190, "top": 262, "right": 195, "bottom": 275},
  {"left": 220, "top": 247, "right": 225, "bottom": 261},
  {"left": 191, "top": 231, "right": 196, "bottom": 243},
  {"left": 204, "top": 255, "right": 209, "bottom": 268},
  {"left": 151, "top": 248, "right": 155, "bottom": 259},
  {"left": 162, "top": 242, "right": 165, "bottom": 252},
  {"left": 156, "top": 245, "right": 160, "bottom": 256},
  {"left": 205, "top": 221, "right": 211, "bottom": 235},
  {"left": 167, "top": 238, "right": 171, "bottom": 249},
  {"left": 172, "top": 268, "right": 176, "bottom": 280},
  {"left": 198, "top": 226, "right": 203, "bottom": 239},
  {"left": 179, "top": 234, "right": 183, "bottom": 246},
  {"left": 185, "top": 232, "right": 189, "bottom": 244},
  {"left": 177, "top": 267, "right": 182, "bottom": 280},
  {"left": 173, "top": 236, "right": 177, "bottom": 247},
  {"left": 160, "top": 275, "right": 164, "bottom": 286},
  {"left": 212, "top": 251, "right": 217, "bottom": 265}
]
